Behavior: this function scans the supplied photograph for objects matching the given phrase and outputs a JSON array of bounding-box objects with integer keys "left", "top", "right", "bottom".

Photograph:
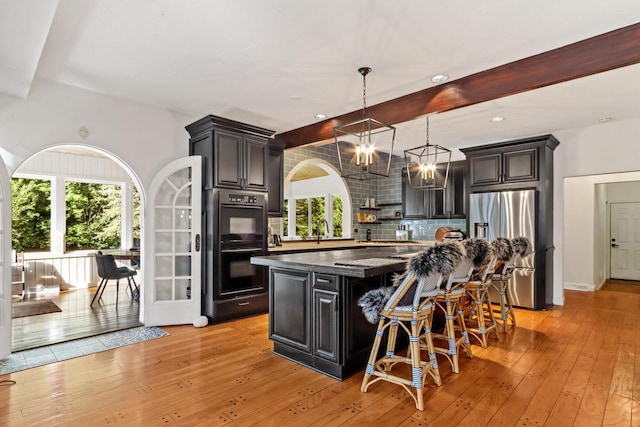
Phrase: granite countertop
[
  {"left": 252, "top": 245, "right": 430, "bottom": 278},
  {"left": 267, "top": 239, "right": 434, "bottom": 253}
]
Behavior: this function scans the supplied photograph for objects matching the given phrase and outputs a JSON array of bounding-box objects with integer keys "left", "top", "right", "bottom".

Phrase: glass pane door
[{"left": 144, "top": 156, "right": 201, "bottom": 326}]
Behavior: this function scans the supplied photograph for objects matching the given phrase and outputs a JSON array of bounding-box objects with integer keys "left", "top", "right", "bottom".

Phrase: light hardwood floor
[
  {"left": 1, "top": 287, "right": 639, "bottom": 426},
  {"left": 11, "top": 285, "right": 142, "bottom": 352}
]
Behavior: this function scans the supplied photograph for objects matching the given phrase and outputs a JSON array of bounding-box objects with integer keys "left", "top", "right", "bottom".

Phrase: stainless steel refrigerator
[{"left": 469, "top": 190, "right": 537, "bottom": 309}]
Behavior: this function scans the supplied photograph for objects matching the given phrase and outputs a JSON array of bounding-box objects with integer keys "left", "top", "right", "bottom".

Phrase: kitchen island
[{"left": 251, "top": 245, "right": 430, "bottom": 380}]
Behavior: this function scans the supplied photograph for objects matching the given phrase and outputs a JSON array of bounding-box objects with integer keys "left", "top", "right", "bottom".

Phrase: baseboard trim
[{"left": 564, "top": 282, "right": 595, "bottom": 292}]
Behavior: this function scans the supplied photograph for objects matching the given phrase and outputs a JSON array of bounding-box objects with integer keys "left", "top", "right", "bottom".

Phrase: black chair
[{"left": 92, "top": 251, "right": 138, "bottom": 306}]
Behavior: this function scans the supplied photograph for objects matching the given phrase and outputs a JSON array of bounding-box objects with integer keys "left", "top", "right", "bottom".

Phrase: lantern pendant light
[
  {"left": 334, "top": 67, "right": 396, "bottom": 180},
  {"left": 403, "top": 115, "right": 451, "bottom": 191}
]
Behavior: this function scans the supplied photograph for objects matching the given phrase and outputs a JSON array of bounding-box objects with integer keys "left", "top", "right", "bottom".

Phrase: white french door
[
  {"left": 143, "top": 156, "right": 202, "bottom": 326},
  {"left": 610, "top": 202, "right": 640, "bottom": 281}
]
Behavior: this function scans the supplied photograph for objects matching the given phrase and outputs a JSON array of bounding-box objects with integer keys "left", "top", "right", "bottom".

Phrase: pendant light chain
[
  {"left": 362, "top": 71, "right": 367, "bottom": 118},
  {"left": 425, "top": 115, "right": 430, "bottom": 145}
]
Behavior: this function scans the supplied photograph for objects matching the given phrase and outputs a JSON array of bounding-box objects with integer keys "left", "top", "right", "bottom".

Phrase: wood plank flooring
[
  {"left": 11, "top": 285, "right": 141, "bottom": 352},
  {"left": 1, "top": 288, "right": 639, "bottom": 426}
]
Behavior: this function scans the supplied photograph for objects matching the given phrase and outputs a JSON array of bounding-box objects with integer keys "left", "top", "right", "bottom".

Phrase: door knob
[{"left": 611, "top": 243, "right": 620, "bottom": 248}]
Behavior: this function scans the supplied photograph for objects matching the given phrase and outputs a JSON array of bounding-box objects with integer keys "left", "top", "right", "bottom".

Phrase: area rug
[
  {"left": 11, "top": 300, "right": 62, "bottom": 318},
  {"left": 0, "top": 326, "right": 168, "bottom": 376}
]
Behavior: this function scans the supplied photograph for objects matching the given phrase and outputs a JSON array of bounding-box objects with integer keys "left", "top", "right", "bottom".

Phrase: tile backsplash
[{"left": 279, "top": 144, "right": 468, "bottom": 242}]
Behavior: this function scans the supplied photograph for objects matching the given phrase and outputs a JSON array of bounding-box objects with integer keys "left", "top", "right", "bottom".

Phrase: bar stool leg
[
  {"left": 483, "top": 287, "right": 500, "bottom": 340},
  {"left": 455, "top": 300, "right": 472, "bottom": 359},
  {"left": 361, "top": 318, "right": 386, "bottom": 392}
]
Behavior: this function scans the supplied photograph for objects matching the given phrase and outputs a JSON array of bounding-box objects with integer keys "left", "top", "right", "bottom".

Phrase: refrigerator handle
[{"left": 474, "top": 222, "right": 489, "bottom": 239}]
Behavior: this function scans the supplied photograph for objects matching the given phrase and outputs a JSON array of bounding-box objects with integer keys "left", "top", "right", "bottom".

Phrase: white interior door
[
  {"left": 144, "top": 156, "right": 202, "bottom": 326},
  {"left": 0, "top": 163, "right": 11, "bottom": 357},
  {"left": 610, "top": 202, "right": 640, "bottom": 281}
]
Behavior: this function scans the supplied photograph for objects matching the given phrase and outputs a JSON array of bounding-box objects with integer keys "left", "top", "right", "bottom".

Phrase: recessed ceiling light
[
  {"left": 598, "top": 117, "right": 612, "bottom": 123},
  {"left": 490, "top": 116, "right": 505, "bottom": 123},
  {"left": 315, "top": 114, "right": 327, "bottom": 120},
  {"left": 431, "top": 74, "right": 449, "bottom": 83}
]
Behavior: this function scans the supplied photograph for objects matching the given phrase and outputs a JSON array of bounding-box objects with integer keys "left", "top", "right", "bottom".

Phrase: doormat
[
  {"left": 0, "top": 326, "right": 168, "bottom": 376},
  {"left": 11, "top": 300, "right": 62, "bottom": 318}
]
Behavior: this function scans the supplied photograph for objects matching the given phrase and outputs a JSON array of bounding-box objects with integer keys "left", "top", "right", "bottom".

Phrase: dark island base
[
  {"left": 273, "top": 342, "right": 376, "bottom": 381},
  {"left": 252, "top": 247, "right": 429, "bottom": 381}
]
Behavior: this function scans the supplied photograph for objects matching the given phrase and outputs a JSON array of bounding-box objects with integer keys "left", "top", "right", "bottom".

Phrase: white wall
[
  {"left": 0, "top": 78, "right": 197, "bottom": 187},
  {"left": 554, "top": 116, "right": 640, "bottom": 304}
]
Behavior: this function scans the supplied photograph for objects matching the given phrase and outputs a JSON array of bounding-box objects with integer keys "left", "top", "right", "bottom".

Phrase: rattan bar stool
[
  {"left": 429, "top": 241, "right": 476, "bottom": 374},
  {"left": 489, "top": 237, "right": 533, "bottom": 333},
  {"left": 359, "top": 244, "right": 461, "bottom": 411},
  {"left": 465, "top": 247, "right": 499, "bottom": 348}
]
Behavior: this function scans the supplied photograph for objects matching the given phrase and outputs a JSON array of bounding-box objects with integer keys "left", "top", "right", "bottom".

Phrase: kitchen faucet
[{"left": 316, "top": 219, "right": 330, "bottom": 244}]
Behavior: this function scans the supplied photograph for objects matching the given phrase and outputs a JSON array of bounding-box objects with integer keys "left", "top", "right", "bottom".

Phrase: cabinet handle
[
  {"left": 316, "top": 278, "right": 331, "bottom": 284},
  {"left": 238, "top": 301, "right": 250, "bottom": 306}
]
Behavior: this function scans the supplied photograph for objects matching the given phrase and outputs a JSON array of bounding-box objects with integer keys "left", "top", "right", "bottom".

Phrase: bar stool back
[
  {"left": 490, "top": 237, "right": 532, "bottom": 332},
  {"left": 359, "top": 244, "right": 462, "bottom": 411},
  {"left": 465, "top": 240, "right": 499, "bottom": 347}
]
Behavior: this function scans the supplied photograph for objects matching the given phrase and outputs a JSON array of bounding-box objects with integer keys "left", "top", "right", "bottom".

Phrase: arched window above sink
[{"left": 283, "top": 159, "right": 352, "bottom": 240}]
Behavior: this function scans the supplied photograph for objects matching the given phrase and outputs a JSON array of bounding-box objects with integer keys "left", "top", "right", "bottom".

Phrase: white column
[
  {"left": 50, "top": 176, "right": 66, "bottom": 254},
  {"left": 121, "top": 183, "right": 133, "bottom": 250}
]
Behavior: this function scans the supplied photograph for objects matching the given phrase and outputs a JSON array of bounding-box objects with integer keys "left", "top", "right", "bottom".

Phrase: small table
[{"left": 107, "top": 250, "right": 141, "bottom": 261}]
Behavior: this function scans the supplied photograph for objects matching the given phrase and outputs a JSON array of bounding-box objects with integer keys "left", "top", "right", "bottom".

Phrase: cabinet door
[
  {"left": 214, "top": 130, "right": 243, "bottom": 189},
  {"left": 313, "top": 289, "right": 339, "bottom": 362},
  {"left": 449, "top": 161, "right": 467, "bottom": 218},
  {"left": 267, "top": 145, "right": 284, "bottom": 216},
  {"left": 402, "top": 168, "right": 426, "bottom": 218},
  {"left": 503, "top": 148, "right": 538, "bottom": 183},
  {"left": 269, "top": 269, "right": 311, "bottom": 351},
  {"left": 429, "top": 163, "right": 449, "bottom": 218},
  {"left": 245, "top": 136, "right": 268, "bottom": 191},
  {"left": 470, "top": 153, "right": 502, "bottom": 186}
]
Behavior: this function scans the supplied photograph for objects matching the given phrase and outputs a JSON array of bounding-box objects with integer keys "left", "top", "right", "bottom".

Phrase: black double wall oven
[
  {"left": 187, "top": 114, "right": 276, "bottom": 324},
  {"left": 203, "top": 188, "right": 268, "bottom": 322}
]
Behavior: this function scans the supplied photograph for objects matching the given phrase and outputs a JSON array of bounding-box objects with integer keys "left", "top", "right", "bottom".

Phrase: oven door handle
[{"left": 220, "top": 248, "right": 264, "bottom": 254}]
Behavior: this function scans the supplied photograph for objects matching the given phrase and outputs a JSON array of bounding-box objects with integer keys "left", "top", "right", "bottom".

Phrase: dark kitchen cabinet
[
  {"left": 468, "top": 147, "right": 538, "bottom": 188},
  {"left": 402, "top": 167, "right": 426, "bottom": 218},
  {"left": 270, "top": 268, "right": 311, "bottom": 352},
  {"left": 268, "top": 142, "right": 284, "bottom": 216},
  {"left": 215, "top": 130, "right": 268, "bottom": 191},
  {"left": 268, "top": 266, "right": 389, "bottom": 379},
  {"left": 431, "top": 161, "right": 467, "bottom": 218},
  {"left": 186, "top": 115, "right": 274, "bottom": 191},
  {"left": 312, "top": 273, "right": 339, "bottom": 363},
  {"left": 402, "top": 160, "right": 467, "bottom": 219}
]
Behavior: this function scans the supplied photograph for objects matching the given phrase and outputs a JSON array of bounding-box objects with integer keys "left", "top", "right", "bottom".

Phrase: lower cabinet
[
  {"left": 269, "top": 269, "right": 311, "bottom": 352},
  {"left": 312, "top": 287, "right": 339, "bottom": 363},
  {"left": 268, "top": 267, "right": 387, "bottom": 380}
]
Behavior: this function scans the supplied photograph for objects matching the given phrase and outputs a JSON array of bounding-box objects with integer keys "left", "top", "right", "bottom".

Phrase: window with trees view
[
  {"left": 11, "top": 178, "right": 140, "bottom": 252},
  {"left": 11, "top": 178, "right": 51, "bottom": 252},
  {"left": 285, "top": 194, "right": 342, "bottom": 239}
]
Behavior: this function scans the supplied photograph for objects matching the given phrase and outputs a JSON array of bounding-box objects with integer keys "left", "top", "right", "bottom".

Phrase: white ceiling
[{"left": 3, "top": 0, "right": 640, "bottom": 155}]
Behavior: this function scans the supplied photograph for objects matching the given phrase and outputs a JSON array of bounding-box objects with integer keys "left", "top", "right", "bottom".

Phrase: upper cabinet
[
  {"left": 268, "top": 141, "right": 285, "bottom": 217},
  {"left": 402, "top": 160, "right": 467, "bottom": 219},
  {"left": 186, "top": 115, "right": 274, "bottom": 192},
  {"left": 468, "top": 148, "right": 537, "bottom": 187},
  {"left": 461, "top": 135, "right": 559, "bottom": 192}
]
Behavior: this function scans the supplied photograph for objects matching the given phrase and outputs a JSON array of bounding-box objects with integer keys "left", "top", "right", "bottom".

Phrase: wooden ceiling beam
[{"left": 276, "top": 22, "right": 640, "bottom": 148}]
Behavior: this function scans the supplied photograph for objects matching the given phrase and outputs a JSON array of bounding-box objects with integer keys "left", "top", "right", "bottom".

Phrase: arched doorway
[{"left": 10, "top": 144, "right": 146, "bottom": 351}]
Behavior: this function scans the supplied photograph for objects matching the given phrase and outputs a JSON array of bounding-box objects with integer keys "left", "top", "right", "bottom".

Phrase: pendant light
[
  {"left": 403, "top": 115, "right": 451, "bottom": 190},
  {"left": 334, "top": 67, "right": 396, "bottom": 180}
]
